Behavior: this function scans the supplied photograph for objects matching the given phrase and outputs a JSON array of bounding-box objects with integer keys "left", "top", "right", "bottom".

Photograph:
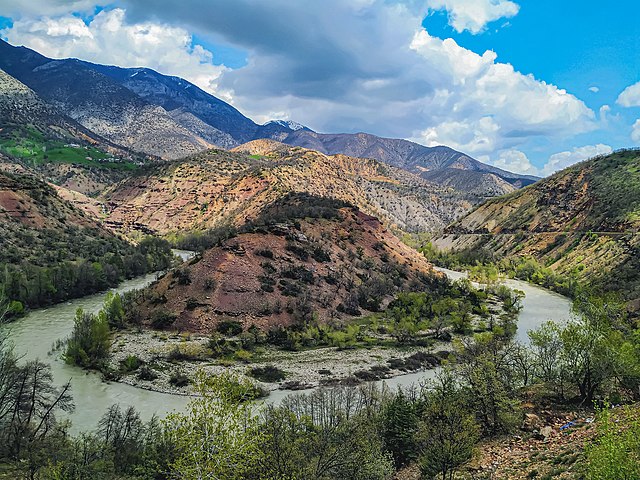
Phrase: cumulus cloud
[
  {"left": 542, "top": 144, "right": 613, "bottom": 176},
  {"left": 480, "top": 149, "right": 539, "bottom": 176},
  {"left": 632, "top": 119, "right": 640, "bottom": 143},
  {"left": 1, "top": 2, "right": 598, "bottom": 171},
  {"left": 408, "top": 31, "right": 595, "bottom": 151},
  {"left": 426, "top": 0, "right": 520, "bottom": 34},
  {"left": 2, "top": 9, "right": 227, "bottom": 94},
  {"left": 589, "top": 86, "right": 599, "bottom": 93},
  {"left": 617, "top": 81, "right": 640, "bottom": 107},
  {"left": 419, "top": 117, "right": 501, "bottom": 154}
]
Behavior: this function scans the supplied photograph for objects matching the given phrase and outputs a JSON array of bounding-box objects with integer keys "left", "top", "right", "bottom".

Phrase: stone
[{"left": 522, "top": 413, "right": 542, "bottom": 432}]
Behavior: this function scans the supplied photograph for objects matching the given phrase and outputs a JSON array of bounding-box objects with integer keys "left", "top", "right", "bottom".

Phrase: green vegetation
[
  {"left": 4, "top": 288, "right": 640, "bottom": 479},
  {"left": 586, "top": 404, "right": 640, "bottom": 479},
  {"left": 0, "top": 230, "right": 174, "bottom": 314},
  {"left": 0, "top": 126, "right": 138, "bottom": 170},
  {"left": 64, "top": 307, "right": 111, "bottom": 369},
  {"left": 421, "top": 242, "right": 581, "bottom": 298}
]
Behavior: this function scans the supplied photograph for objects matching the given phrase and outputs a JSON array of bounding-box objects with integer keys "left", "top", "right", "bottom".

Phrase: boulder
[{"left": 522, "top": 413, "right": 542, "bottom": 432}]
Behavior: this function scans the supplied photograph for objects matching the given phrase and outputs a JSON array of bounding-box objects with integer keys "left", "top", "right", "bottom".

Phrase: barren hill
[
  {"left": 101, "top": 141, "right": 474, "bottom": 235},
  {"left": 132, "top": 194, "right": 444, "bottom": 333}
]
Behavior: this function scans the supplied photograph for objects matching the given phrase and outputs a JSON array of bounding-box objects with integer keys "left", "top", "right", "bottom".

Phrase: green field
[{"left": 0, "top": 126, "right": 138, "bottom": 171}]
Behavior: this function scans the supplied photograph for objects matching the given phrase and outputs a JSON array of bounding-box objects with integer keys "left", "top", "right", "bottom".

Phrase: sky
[{"left": 0, "top": 0, "right": 639, "bottom": 176}]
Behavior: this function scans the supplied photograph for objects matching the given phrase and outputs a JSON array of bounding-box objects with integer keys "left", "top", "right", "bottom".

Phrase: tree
[
  {"left": 163, "top": 371, "right": 264, "bottom": 480},
  {"left": 586, "top": 405, "right": 640, "bottom": 480},
  {"left": 64, "top": 308, "right": 111, "bottom": 369},
  {"left": 528, "top": 295, "right": 629, "bottom": 403},
  {"left": 417, "top": 370, "right": 479, "bottom": 480},
  {"left": 381, "top": 389, "right": 422, "bottom": 468},
  {"left": 455, "top": 333, "right": 521, "bottom": 435}
]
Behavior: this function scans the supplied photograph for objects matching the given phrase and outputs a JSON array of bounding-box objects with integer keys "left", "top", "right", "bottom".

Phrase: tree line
[{"left": 0, "top": 237, "right": 174, "bottom": 317}]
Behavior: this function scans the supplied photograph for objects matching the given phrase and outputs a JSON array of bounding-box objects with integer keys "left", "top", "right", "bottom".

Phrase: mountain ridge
[{"left": 0, "top": 38, "right": 536, "bottom": 193}]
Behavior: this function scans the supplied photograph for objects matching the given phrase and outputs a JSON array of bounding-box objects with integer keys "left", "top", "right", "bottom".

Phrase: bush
[
  {"left": 169, "top": 371, "right": 190, "bottom": 387},
  {"left": 120, "top": 355, "right": 142, "bottom": 372},
  {"left": 185, "top": 297, "right": 200, "bottom": 310},
  {"left": 137, "top": 365, "right": 158, "bottom": 381},
  {"left": 151, "top": 310, "right": 177, "bottom": 330},
  {"left": 217, "top": 320, "right": 243, "bottom": 336},
  {"left": 256, "top": 249, "right": 274, "bottom": 259},
  {"left": 249, "top": 365, "right": 287, "bottom": 382}
]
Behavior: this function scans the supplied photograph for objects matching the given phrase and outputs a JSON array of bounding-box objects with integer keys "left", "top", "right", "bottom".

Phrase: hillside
[
  {"left": 0, "top": 68, "right": 156, "bottom": 194},
  {"left": 279, "top": 130, "right": 538, "bottom": 191},
  {"left": 101, "top": 140, "right": 474, "bottom": 235},
  {"left": 0, "top": 169, "right": 173, "bottom": 310},
  {"left": 130, "top": 193, "right": 443, "bottom": 333},
  {"left": 0, "top": 40, "right": 218, "bottom": 159},
  {"left": 0, "top": 39, "right": 536, "bottom": 194},
  {"left": 434, "top": 149, "right": 640, "bottom": 305}
]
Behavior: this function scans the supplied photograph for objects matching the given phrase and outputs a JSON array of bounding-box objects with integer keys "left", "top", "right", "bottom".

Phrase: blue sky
[{"left": 1, "top": 0, "right": 639, "bottom": 176}]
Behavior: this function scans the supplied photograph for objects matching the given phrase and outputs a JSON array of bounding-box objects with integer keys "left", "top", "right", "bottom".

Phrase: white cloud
[
  {"left": 632, "top": 119, "right": 640, "bottom": 143},
  {"left": 408, "top": 31, "right": 595, "bottom": 154},
  {"left": 542, "top": 144, "right": 612, "bottom": 176},
  {"left": 1, "top": 3, "right": 598, "bottom": 172},
  {"left": 426, "top": 0, "right": 520, "bottom": 34},
  {"left": 599, "top": 104, "right": 611, "bottom": 123},
  {"left": 419, "top": 117, "right": 500, "bottom": 154},
  {"left": 617, "top": 81, "right": 640, "bottom": 107},
  {"left": 589, "top": 86, "right": 599, "bottom": 93},
  {"left": 2, "top": 9, "right": 227, "bottom": 95},
  {"left": 480, "top": 149, "right": 539, "bottom": 176}
]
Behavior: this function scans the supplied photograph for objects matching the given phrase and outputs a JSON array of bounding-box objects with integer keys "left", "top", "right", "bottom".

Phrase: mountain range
[{"left": 0, "top": 38, "right": 535, "bottom": 195}]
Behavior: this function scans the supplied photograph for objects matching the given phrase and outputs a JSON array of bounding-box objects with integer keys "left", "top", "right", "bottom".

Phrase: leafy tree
[
  {"left": 163, "top": 371, "right": 264, "bottom": 480},
  {"left": 417, "top": 370, "right": 479, "bottom": 480},
  {"left": 64, "top": 308, "right": 111, "bottom": 369},
  {"left": 381, "top": 389, "right": 422, "bottom": 468},
  {"left": 586, "top": 405, "right": 640, "bottom": 480}
]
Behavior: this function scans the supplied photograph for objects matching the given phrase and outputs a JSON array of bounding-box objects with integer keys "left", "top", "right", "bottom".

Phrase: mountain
[
  {"left": 0, "top": 68, "right": 154, "bottom": 194},
  {"left": 0, "top": 40, "right": 220, "bottom": 159},
  {"left": 0, "top": 39, "right": 535, "bottom": 193},
  {"left": 434, "top": 149, "right": 640, "bottom": 306},
  {"left": 276, "top": 130, "right": 539, "bottom": 191},
  {"left": 100, "top": 140, "right": 474, "bottom": 235},
  {"left": 129, "top": 193, "right": 444, "bottom": 333},
  {"left": 265, "top": 120, "right": 310, "bottom": 131}
]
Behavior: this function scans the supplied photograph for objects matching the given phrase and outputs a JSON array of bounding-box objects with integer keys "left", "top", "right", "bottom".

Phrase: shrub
[
  {"left": 137, "top": 365, "right": 158, "bottom": 381},
  {"left": 217, "top": 320, "right": 243, "bottom": 336},
  {"left": 120, "top": 355, "right": 142, "bottom": 372},
  {"left": 174, "top": 268, "right": 192, "bottom": 285},
  {"left": 169, "top": 371, "right": 190, "bottom": 387},
  {"left": 256, "top": 249, "right": 274, "bottom": 259},
  {"left": 185, "top": 297, "right": 200, "bottom": 310},
  {"left": 249, "top": 365, "right": 287, "bottom": 382},
  {"left": 151, "top": 310, "right": 177, "bottom": 330}
]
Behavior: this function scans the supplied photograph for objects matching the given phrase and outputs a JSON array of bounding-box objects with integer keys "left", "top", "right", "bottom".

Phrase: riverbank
[
  {"left": 109, "top": 328, "right": 452, "bottom": 395},
  {"left": 3, "top": 262, "right": 572, "bottom": 432}
]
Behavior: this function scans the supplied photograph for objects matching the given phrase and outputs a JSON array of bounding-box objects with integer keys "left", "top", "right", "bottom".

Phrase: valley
[{"left": 0, "top": 24, "right": 639, "bottom": 480}]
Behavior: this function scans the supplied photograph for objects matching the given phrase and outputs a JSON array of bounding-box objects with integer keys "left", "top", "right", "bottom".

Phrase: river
[{"left": 3, "top": 258, "right": 572, "bottom": 432}]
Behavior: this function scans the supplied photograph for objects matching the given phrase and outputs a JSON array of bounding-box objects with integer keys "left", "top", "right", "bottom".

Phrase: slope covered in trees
[{"left": 0, "top": 171, "right": 173, "bottom": 313}]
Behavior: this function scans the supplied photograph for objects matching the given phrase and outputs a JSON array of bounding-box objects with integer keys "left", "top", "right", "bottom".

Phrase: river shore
[{"left": 109, "top": 328, "right": 451, "bottom": 395}]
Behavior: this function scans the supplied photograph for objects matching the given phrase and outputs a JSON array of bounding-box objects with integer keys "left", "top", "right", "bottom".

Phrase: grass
[{"left": 0, "top": 127, "right": 138, "bottom": 171}]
